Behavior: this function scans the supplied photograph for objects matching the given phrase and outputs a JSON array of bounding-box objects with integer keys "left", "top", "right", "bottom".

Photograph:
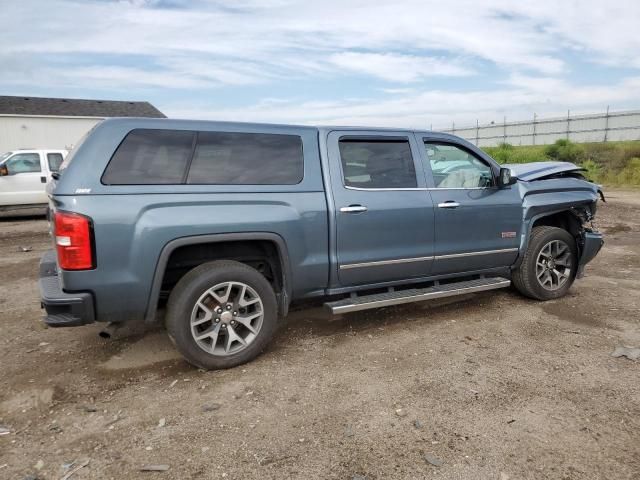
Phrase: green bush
[
  {"left": 580, "top": 159, "right": 601, "bottom": 183},
  {"left": 482, "top": 139, "right": 640, "bottom": 186},
  {"left": 544, "top": 139, "right": 585, "bottom": 163},
  {"left": 612, "top": 157, "right": 640, "bottom": 185},
  {"left": 483, "top": 143, "right": 546, "bottom": 164}
]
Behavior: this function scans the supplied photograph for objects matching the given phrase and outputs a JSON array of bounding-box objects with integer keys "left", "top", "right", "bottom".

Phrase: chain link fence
[{"left": 439, "top": 107, "right": 640, "bottom": 147}]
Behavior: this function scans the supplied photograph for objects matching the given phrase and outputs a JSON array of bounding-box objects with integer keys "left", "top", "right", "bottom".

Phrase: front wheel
[
  {"left": 165, "top": 260, "right": 278, "bottom": 370},
  {"left": 512, "top": 226, "right": 578, "bottom": 301}
]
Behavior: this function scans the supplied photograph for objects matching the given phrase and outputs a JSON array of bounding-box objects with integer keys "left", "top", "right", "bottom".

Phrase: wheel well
[
  {"left": 532, "top": 210, "right": 582, "bottom": 238},
  {"left": 159, "top": 240, "right": 284, "bottom": 301}
]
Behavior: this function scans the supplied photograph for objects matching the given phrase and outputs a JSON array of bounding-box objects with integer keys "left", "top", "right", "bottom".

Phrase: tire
[
  {"left": 165, "top": 260, "right": 278, "bottom": 370},
  {"left": 512, "top": 226, "right": 578, "bottom": 301}
]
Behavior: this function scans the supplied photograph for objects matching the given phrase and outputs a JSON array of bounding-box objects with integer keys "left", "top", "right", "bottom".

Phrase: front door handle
[
  {"left": 340, "top": 205, "right": 368, "bottom": 213},
  {"left": 438, "top": 201, "right": 460, "bottom": 209}
]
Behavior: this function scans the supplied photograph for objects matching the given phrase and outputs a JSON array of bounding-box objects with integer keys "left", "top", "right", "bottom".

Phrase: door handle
[
  {"left": 437, "top": 201, "right": 460, "bottom": 209},
  {"left": 40, "top": 176, "right": 47, "bottom": 183},
  {"left": 340, "top": 205, "right": 368, "bottom": 213}
]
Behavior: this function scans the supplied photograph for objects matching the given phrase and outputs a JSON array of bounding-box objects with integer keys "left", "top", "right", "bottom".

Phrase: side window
[
  {"left": 425, "top": 143, "right": 494, "bottom": 188},
  {"left": 47, "top": 153, "right": 64, "bottom": 172},
  {"left": 5, "top": 153, "right": 42, "bottom": 174},
  {"left": 102, "top": 129, "right": 195, "bottom": 185},
  {"left": 187, "top": 132, "right": 303, "bottom": 185},
  {"left": 339, "top": 139, "right": 417, "bottom": 188}
]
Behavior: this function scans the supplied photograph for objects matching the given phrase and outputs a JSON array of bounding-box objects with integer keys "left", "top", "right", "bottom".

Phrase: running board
[{"left": 324, "top": 277, "right": 510, "bottom": 314}]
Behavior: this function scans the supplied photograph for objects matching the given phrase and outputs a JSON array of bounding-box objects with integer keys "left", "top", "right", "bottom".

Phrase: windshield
[{"left": 0, "top": 151, "right": 13, "bottom": 164}]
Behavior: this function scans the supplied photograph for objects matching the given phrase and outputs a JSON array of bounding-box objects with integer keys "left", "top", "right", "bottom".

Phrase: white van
[{"left": 0, "top": 149, "right": 68, "bottom": 210}]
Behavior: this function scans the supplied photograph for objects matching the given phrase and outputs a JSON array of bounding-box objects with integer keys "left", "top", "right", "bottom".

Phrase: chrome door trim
[
  {"left": 339, "top": 247, "right": 520, "bottom": 270},
  {"left": 344, "top": 185, "right": 429, "bottom": 192},
  {"left": 434, "top": 247, "right": 519, "bottom": 260},
  {"left": 340, "top": 255, "right": 434, "bottom": 270},
  {"left": 344, "top": 185, "right": 495, "bottom": 192},
  {"left": 429, "top": 187, "right": 496, "bottom": 191}
]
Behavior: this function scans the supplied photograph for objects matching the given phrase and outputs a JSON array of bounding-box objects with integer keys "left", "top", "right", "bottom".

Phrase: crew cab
[
  {"left": 0, "top": 149, "right": 67, "bottom": 210},
  {"left": 39, "top": 118, "right": 604, "bottom": 369}
]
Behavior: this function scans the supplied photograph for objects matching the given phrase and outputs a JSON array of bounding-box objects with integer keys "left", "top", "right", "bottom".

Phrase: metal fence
[{"left": 439, "top": 108, "right": 640, "bottom": 147}]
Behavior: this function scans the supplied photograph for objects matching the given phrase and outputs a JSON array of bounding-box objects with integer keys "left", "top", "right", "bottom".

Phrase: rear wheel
[
  {"left": 165, "top": 260, "right": 278, "bottom": 369},
  {"left": 512, "top": 226, "right": 578, "bottom": 300}
]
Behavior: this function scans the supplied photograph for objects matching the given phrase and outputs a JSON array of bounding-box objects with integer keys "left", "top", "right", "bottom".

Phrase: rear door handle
[
  {"left": 437, "top": 201, "right": 460, "bottom": 209},
  {"left": 340, "top": 205, "right": 368, "bottom": 213},
  {"left": 40, "top": 176, "right": 47, "bottom": 183}
]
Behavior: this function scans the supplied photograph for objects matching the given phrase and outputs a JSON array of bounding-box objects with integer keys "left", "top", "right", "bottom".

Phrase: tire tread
[
  {"left": 165, "top": 260, "right": 278, "bottom": 370},
  {"left": 512, "top": 226, "right": 577, "bottom": 301}
]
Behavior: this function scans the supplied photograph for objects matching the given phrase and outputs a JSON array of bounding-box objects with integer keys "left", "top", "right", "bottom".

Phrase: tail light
[{"left": 54, "top": 211, "right": 94, "bottom": 270}]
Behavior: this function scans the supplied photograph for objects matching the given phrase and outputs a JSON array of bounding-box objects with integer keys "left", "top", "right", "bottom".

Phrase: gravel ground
[{"left": 0, "top": 192, "right": 639, "bottom": 480}]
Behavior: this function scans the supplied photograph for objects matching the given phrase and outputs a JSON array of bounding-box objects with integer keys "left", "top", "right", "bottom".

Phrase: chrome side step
[{"left": 324, "top": 277, "right": 510, "bottom": 314}]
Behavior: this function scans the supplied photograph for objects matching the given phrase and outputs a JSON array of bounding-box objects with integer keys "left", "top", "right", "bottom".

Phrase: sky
[{"left": 1, "top": 0, "right": 640, "bottom": 129}]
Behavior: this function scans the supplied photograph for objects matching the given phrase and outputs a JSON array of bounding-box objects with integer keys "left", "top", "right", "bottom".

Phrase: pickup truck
[
  {"left": 39, "top": 118, "right": 604, "bottom": 369},
  {"left": 0, "top": 149, "right": 67, "bottom": 210}
]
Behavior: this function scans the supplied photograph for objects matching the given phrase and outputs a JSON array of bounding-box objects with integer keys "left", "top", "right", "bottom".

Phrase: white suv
[{"left": 0, "top": 149, "right": 68, "bottom": 210}]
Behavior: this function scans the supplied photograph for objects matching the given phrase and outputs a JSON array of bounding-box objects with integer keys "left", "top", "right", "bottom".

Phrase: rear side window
[
  {"left": 47, "top": 153, "right": 64, "bottom": 172},
  {"left": 339, "top": 139, "right": 417, "bottom": 188},
  {"left": 187, "top": 132, "right": 303, "bottom": 185},
  {"left": 102, "top": 129, "right": 195, "bottom": 185}
]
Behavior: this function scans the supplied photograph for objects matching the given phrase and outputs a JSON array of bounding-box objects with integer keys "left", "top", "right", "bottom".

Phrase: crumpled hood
[{"left": 504, "top": 161, "right": 584, "bottom": 181}]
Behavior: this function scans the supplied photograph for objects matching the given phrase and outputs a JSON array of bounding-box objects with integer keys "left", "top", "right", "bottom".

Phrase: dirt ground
[{"left": 1, "top": 192, "right": 639, "bottom": 480}]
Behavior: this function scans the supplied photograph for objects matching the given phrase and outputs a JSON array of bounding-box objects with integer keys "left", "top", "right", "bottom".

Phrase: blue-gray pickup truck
[{"left": 40, "top": 118, "right": 604, "bottom": 369}]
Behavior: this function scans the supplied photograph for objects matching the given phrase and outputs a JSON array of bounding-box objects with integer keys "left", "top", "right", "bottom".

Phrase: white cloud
[
  {"left": 4, "top": 0, "right": 636, "bottom": 82},
  {"left": 329, "top": 52, "right": 472, "bottom": 82},
  {"left": 165, "top": 75, "right": 640, "bottom": 129},
  {"left": 0, "top": 0, "right": 639, "bottom": 125}
]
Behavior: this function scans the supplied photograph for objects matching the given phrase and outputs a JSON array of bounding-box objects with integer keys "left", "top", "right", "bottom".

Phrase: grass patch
[{"left": 482, "top": 140, "right": 640, "bottom": 186}]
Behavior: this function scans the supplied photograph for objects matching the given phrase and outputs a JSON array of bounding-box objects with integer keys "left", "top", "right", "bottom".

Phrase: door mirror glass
[{"left": 498, "top": 167, "right": 517, "bottom": 187}]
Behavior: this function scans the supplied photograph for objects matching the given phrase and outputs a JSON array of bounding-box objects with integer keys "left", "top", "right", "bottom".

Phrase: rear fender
[{"left": 145, "top": 232, "right": 293, "bottom": 323}]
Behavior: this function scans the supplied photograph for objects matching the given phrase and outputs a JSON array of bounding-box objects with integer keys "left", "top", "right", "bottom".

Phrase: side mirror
[
  {"left": 0, "top": 165, "right": 8, "bottom": 176},
  {"left": 498, "top": 167, "right": 517, "bottom": 187}
]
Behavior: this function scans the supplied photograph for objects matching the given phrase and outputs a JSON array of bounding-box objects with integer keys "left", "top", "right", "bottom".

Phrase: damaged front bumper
[{"left": 576, "top": 231, "right": 604, "bottom": 278}]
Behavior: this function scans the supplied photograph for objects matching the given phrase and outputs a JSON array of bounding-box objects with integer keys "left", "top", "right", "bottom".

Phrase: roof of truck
[{"left": 95, "top": 117, "right": 453, "bottom": 137}]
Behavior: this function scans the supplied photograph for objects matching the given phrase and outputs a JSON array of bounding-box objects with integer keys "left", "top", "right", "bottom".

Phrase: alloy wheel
[
  {"left": 190, "top": 281, "right": 264, "bottom": 356},
  {"left": 535, "top": 240, "right": 573, "bottom": 291}
]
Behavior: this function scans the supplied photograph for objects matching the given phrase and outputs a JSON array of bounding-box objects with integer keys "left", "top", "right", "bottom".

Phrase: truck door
[
  {"left": 327, "top": 130, "right": 435, "bottom": 287},
  {"left": 417, "top": 137, "right": 522, "bottom": 275},
  {"left": 0, "top": 151, "right": 48, "bottom": 206}
]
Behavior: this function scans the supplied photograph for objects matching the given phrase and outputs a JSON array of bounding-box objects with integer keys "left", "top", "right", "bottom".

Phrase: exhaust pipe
[{"left": 99, "top": 322, "right": 121, "bottom": 339}]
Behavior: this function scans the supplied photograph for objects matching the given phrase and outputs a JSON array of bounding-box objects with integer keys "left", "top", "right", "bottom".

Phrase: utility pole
[
  {"left": 532, "top": 113, "right": 537, "bottom": 146},
  {"left": 476, "top": 119, "right": 479, "bottom": 146},
  {"left": 503, "top": 116, "right": 507, "bottom": 144},
  {"left": 603, "top": 105, "right": 610, "bottom": 142},
  {"left": 566, "top": 109, "right": 571, "bottom": 140}
]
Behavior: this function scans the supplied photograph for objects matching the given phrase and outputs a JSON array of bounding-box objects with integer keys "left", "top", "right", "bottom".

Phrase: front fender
[{"left": 513, "top": 178, "right": 600, "bottom": 268}]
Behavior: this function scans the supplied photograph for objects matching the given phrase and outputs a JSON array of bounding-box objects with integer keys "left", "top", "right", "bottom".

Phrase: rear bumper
[
  {"left": 39, "top": 250, "right": 95, "bottom": 327},
  {"left": 577, "top": 231, "right": 604, "bottom": 278}
]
